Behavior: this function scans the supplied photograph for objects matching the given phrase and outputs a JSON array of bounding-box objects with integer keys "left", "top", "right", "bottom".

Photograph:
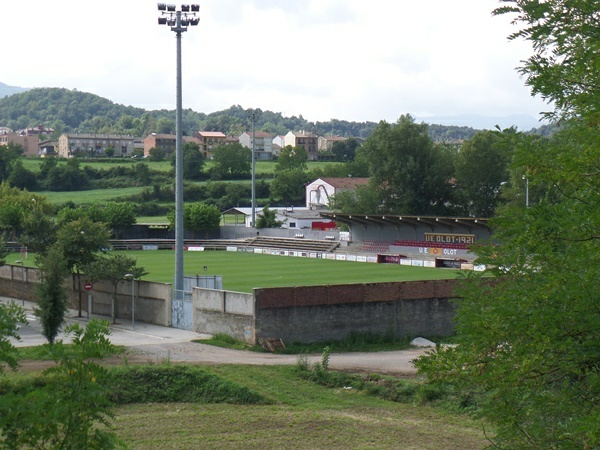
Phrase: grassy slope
[
  {"left": 23, "top": 158, "right": 340, "bottom": 205},
  {"left": 113, "top": 365, "right": 486, "bottom": 450}
]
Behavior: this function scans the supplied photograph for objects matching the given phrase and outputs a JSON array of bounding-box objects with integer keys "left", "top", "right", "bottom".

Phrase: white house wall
[{"left": 305, "top": 179, "right": 335, "bottom": 208}]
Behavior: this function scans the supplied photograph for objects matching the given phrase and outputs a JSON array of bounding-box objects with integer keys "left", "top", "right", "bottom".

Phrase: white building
[
  {"left": 305, "top": 177, "right": 370, "bottom": 209},
  {"left": 238, "top": 131, "right": 274, "bottom": 160},
  {"left": 222, "top": 207, "right": 335, "bottom": 230}
]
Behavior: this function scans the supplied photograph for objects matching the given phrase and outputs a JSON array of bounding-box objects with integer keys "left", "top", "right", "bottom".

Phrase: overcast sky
[{"left": 2, "top": 0, "right": 549, "bottom": 128}]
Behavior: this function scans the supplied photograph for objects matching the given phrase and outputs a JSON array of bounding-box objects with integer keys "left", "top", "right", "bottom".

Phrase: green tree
[
  {"left": 156, "top": 117, "right": 175, "bottom": 134},
  {"left": 0, "top": 203, "right": 25, "bottom": 240},
  {"left": 38, "top": 155, "right": 58, "bottom": 181},
  {"left": 331, "top": 137, "right": 360, "bottom": 161},
  {"left": 171, "top": 141, "right": 205, "bottom": 180},
  {"left": 7, "top": 159, "right": 37, "bottom": 191},
  {"left": 330, "top": 184, "right": 384, "bottom": 214},
  {"left": 89, "top": 202, "right": 136, "bottom": 238},
  {"left": 184, "top": 203, "right": 222, "bottom": 231},
  {"left": 19, "top": 208, "right": 57, "bottom": 256},
  {"left": 0, "top": 142, "right": 23, "bottom": 181},
  {"left": 148, "top": 147, "right": 166, "bottom": 162},
  {"left": 276, "top": 145, "right": 308, "bottom": 172},
  {"left": 221, "top": 183, "right": 248, "bottom": 209},
  {"left": 256, "top": 205, "right": 285, "bottom": 229},
  {"left": 453, "top": 129, "right": 512, "bottom": 217},
  {"left": 0, "top": 320, "right": 123, "bottom": 449},
  {"left": 361, "top": 115, "right": 454, "bottom": 215},
  {"left": 104, "top": 146, "right": 115, "bottom": 157},
  {"left": 495, "top": 0, "right": 599, "bottom": 122},
  {"left": 415, "top": 2, "right": 600, "bottom": 448},
  {"left": 0, "top": 301, "right": 27, "bottom": 372},
  {"left": 56, "top": 217, "right": 111, "bottom": 317},
  {"left": 35, "top": 245, "right": 69, "bottom": 345},
  {"left": 83, "top": 254, "right": 147, "bottom": 324},
  {"left": 44, "top": 158, "right": 90, "bottom": 191},
  {"left": 133, "top": 162, "right": 151, "bottom": 185},
  {"left": 269, "top": 169, "right": 309, "bottom": 206},
  {"left": 211, "top": 143, "right": 251, "bottom": 179},
  {"left": 0, "top": 234, "right": 7, "bottom": 266}
]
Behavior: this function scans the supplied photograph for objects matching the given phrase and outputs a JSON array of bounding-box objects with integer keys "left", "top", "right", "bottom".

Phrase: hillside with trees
[{"left": 0, "top": 87, "right": 477, "bottom": 142}]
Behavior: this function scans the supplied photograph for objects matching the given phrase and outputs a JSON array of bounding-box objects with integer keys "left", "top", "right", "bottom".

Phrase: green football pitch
[
  {"left": 6, "top": 250, "right": 460, "bottom": 293},
  {"left": 117, "top": 250, "right": 460, "bottom": 293}
]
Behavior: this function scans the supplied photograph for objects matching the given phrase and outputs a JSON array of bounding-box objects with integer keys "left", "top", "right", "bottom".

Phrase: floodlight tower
[
  {"left": 246, "top": 108, "right": 261, "bottom": 227},
  {"left": 157, "top": 3, "right": 200, "bottom": 301}
]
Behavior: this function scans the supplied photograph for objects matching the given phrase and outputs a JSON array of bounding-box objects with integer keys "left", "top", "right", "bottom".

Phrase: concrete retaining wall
[
  {"left": 0, "top": 264, "right": 172, "bottom": 327},
  {"left": 193, "top": 288, "right": 255, "bottom": 343},
  {"left": 193, "top": 279, "right": 459, "bottom": 345}
]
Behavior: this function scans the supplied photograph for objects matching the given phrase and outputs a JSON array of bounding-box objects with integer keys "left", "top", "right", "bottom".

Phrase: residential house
[
  {"left": 0, "top": 125, "right": 54, "bottom": 157},
  {"left": 58, "top": 133, "right": 135, "bottom": 158},
  {"left": 318, "top": 135, "right": 346, "bottom": 152},
  {"left": 143, "top": 134, "right": 200, "bottom": 157},
  {"left": 284, "top": 130, "right": 319, "bottom": 161},
  {"left": 305, "top": 177, "right": 370, "bottom": 209},
  {"left": 39, "top": 139, "right": 58, "bottom": 157},
  {"left": 272, "top": 135, "right": 285, "bottom": 158},
  {"left": 239, "top": 131, "right": 274, "bottom": 160},
  {"left": 196, "top": 131, "right": 227, "bottom": 159}
]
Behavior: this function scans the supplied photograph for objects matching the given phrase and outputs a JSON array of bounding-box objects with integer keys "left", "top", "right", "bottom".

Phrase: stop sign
[{"left": 84, "top": 282, "right": 93, "bottom": 291}]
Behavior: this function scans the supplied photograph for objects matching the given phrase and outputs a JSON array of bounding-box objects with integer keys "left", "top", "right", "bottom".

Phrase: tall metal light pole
[
  {"left": 14, "top": 260, "right": 24, "bottom": 306},
  {"left": 124, "top": 274, "right": 135, "bottom": 330},
  {"left": 246, "top": 109, "right": 260, "bottom": 227},
  {"left": 158, "top": 3, "right": 200, "bottom": 300}
]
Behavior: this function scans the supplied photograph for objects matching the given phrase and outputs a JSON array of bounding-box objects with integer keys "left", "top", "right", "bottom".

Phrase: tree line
[
  {"left": 0, "top": 88, "right": 484, "bottom": 142},
  {"left": 414, "top": 1, "right": 599, "bottom": 448}
]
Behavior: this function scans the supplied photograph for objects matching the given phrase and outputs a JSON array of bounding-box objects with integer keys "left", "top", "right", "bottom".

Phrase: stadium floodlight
[
  {"left": 157, "top": 4, "right": 200, "bottom": 304},
  {"left": 246, "top": 108, "right": 261, "bottom": 227}
]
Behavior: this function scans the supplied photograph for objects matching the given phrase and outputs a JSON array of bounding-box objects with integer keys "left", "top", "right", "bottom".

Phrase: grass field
[
  {"left": 112, "top": 365, "right": 486, "bottom": 449},
  {"left": 111, "top": 250, "right": 459, "bottom": 292},
  {"left": 22, "top": 157, "right": 338, "bottom": 175},
  {"left": 39, "top": 187, "right": 148, "bottom": 205},
  {"left": 6, "top": 250, "right": 459, "bottom": 293}
]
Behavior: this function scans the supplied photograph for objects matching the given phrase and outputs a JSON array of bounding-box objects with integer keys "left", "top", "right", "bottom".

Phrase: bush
[{"left": 108, "top": 365, "right": 265, "bottom": 405}]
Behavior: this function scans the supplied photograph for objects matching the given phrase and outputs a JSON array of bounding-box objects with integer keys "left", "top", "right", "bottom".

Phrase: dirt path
[{"left": 15, "top": 342, "right": 428, "bottom": 376}]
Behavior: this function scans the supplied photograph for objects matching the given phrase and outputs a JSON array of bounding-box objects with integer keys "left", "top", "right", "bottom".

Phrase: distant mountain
[
  {"left": 417, "top": 114, "right": 546, "bottom": 131},
  {"left": 0, "top": 82, "right": 29, "bottom": 98},
  {"left": 0, "top": 86, "right": 542, "bottom": 141}
]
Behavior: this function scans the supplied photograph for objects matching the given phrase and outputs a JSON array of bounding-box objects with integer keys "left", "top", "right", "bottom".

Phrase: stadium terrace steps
[
  {"left": 246, "top": 236, "right": 340, "bottom": 253},
  {"left": 109, "top": 237, "right": 340, "bottom": 253}
]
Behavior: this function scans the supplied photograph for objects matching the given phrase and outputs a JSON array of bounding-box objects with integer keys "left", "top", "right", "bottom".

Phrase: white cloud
[{"left": 0, "top": 0, "right": 549, "bottom": 127}]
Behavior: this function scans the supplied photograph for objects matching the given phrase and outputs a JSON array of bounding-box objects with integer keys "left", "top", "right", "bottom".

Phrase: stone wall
[{"left": 193, "top": 279, "right": 459, "bottom": 345}]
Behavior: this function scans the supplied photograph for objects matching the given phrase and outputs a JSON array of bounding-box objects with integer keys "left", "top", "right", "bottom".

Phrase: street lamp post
[
  {"left": 522, "top": 174, "right": 529, "bottom": 208},
  {"left": 157, "top": 3, "right": 200, "bottom": 300},
  {"left": 246, "top": 109, "right": 261, "bottom": 227},
  {"left": 124, "top": 274, "right": 135, "bottom": 330},
  {"left": 14, "top": 260, "right": 24, "bottom": 306}
]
